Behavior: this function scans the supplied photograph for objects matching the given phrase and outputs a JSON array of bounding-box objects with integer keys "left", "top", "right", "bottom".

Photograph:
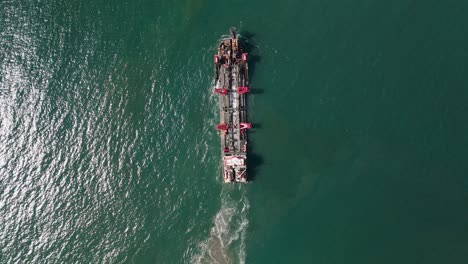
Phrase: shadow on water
[
  {"left": 239, "top": 30, "right": 263, "bottom": 182},
  {"left": 246, "top": 145, "right": 263, "bottom": 182},
  {"left": 251, "top": 122, "right": 262, "bottom": 129},
  {"left": 239, "top": 30, "right": 261, "bottom": 84},
  {"left": 240, "top": 31, "right": 262, "bottom": 96},
  {"left": 249, "top": 88, "right": 264, "bottom": 95}
]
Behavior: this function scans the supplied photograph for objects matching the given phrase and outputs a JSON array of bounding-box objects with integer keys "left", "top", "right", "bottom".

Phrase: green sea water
[{"left": 2, "top": 0, "right": 468, "bottom": 263}]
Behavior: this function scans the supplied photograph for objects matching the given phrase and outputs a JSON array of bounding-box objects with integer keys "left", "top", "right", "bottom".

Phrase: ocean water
[{"left": 2, "top": 0, "right": 468, "bottom": 263}]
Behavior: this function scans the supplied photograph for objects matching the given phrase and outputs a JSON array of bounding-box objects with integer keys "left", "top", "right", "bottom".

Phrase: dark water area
[{"left": 1, "top": 0, "right": 468, "bottom": 263}]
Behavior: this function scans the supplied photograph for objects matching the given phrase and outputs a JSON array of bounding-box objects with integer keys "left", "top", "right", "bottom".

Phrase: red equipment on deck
[
  {"left": 214, "top": 55, "right": 219, "bottom": 64},
  {"left": 237, "top": 86, "right": 250, "bottom": 94},
  {"left": 214, "top": 88, "right": 228, "bottom": 95},
  {"left": 239, "top": 122, "right": 252, "bottom": 130},
  {"left": 242, "top": 53, "right": 247, "bottom": 61},
  {"left": 216, "top": 124, "right": 228, "bottom": 131}
]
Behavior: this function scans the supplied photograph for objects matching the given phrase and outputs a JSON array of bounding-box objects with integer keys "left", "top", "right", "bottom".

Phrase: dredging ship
[{"left": 214, "top": 27, "right": 251, "bottom": 183}]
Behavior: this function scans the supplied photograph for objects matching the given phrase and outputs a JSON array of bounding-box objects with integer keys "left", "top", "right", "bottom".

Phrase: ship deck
[{"left": 214, "top": 29, "right": 250, "bottom": 183}]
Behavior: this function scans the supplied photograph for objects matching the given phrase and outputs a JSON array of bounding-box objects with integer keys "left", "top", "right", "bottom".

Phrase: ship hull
[{"left": 213, "top": 28, "right": 250, "bottom": 183}]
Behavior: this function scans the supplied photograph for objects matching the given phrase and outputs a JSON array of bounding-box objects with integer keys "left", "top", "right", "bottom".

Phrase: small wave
[{"left": 192, "top": 187, "right": 249, "bottom": 264}]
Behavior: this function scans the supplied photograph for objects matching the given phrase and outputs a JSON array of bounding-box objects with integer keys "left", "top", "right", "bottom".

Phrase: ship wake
[{"left": 192, "top": 188, "right": 249, "bottom": 264}]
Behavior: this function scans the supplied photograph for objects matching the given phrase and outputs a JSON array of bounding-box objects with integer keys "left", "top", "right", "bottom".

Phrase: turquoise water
[{"left": 2, "top": 0, "right": 468, "bottom": 263}]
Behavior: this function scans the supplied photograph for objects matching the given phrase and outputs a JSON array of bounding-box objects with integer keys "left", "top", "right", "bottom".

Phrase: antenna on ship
[{"left": 230, "top": 27, "right": 237, "bottom": 39}]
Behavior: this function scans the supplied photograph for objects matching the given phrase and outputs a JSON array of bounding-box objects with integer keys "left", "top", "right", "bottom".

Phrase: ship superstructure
[{"left": 214, "top": 27, "right": 250, "bottom": 183}]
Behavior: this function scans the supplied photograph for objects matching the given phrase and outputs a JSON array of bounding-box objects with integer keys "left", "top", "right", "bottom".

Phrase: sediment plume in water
[{"left": 192, "top": 188, "right": 249, "bottom": 264}]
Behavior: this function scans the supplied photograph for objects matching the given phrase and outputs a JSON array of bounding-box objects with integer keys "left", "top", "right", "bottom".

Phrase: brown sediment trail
[{"left": 192, "top": 189, "right": 249, "bottom": 264}]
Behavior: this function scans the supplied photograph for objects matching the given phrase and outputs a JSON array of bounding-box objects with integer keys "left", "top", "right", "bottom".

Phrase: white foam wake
[{"left": 192, "top": 188, "right": 249, "bottom": 264}]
